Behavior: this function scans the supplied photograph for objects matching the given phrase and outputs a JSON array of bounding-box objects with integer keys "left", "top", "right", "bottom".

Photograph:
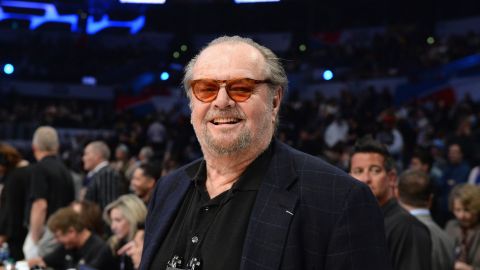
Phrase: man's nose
[
  {"left": 357, "top": 172, "right": 372, "bottom": 184},
  {"left": 211, "top": 86, "right": 235, "bottom": 108}
]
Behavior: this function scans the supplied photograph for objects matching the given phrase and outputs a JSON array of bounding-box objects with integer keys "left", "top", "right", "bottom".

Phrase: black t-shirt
[
  {"left": 149, "top": 145, "right": 273, "bottom": 270},
  {"left": 29, "top": 155, "right": 75, "bottom": 218},
  {"left": 43, "top": 233, "right": 115, "bottom": 270}
]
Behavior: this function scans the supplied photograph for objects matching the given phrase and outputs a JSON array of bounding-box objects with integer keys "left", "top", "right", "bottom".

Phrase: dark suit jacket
[{"left": 140, "top": 140, "right": 391, "bottom": 270}]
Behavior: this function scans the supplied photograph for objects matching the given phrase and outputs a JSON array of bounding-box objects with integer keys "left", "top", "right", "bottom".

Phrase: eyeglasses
[{"left": 189, "top": 78, "right": 271, "bottom": 103}]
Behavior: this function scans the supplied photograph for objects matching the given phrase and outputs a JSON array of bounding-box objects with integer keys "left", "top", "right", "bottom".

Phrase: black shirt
[
  {"left": 29, "top": 155, "right": 75, "bottom": 218},
  {"left": 149, "top": 145, "right": 273, "bottom": 270},
  {"left": 43, "top": 233, "right": 115, "bottom": 270}
]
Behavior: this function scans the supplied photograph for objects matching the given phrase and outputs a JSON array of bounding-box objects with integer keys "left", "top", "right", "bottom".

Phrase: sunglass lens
[{"left": 193, "top": 81, "right": 219, "bottom": 102}]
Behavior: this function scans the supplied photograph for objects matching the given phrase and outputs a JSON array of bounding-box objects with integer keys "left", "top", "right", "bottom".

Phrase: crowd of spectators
[{"left": 2, "top": 26, "right": 480, "bottom": 84}]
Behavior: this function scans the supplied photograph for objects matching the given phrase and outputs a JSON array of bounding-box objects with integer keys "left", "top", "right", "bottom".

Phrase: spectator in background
[
  {"left": 27, "top": 207, "right": 115, "bottom": 270},
  {"left": 147, "top": 119, "right": 166, "bottom": 152},
  {"left": 24, "top": 126, "right": 75, "bottom": 259},
  {"left": 112, "top": 144, "right": 136, "bottom": 181},
  {"left": 130, "top": 163, "right": 161, "bottom": 205},
  {"left": 103, "top": 195, "right": 147, "bottom": 270},
  {"left": 396, "top": 169, "right": 455, "bottom": 270},
  {"left": 0, "top": 143, "right": 31, "bottom": 260},
  {"left": 375, "top": 112, "right": 404, "bottom": 161},
  {"left": 323, "top": 112, "right": 349, "bottom": 149},
  {"left": 467, "top": 159, "right": 480, "bottom": 185},
  {"left": 70, "top": 200, "right": 104, "bottom": 237},
  {"left": 349, "top": 137, "right": 431, "bottom": 270},
  {"left": 410, "top": 147, "right": 444, "bottom": 224},
  {"left": 437, "top": 142, "right": 471, "bottom": 227},
  {"left": 138, "top": 146, "right": 154, "bottom": 164},
  {"left": 82, "top": 141, "right": 126, "bottom": 211},
  {"left": 445, "top": 184, "right": 480, "bottom": 270}
]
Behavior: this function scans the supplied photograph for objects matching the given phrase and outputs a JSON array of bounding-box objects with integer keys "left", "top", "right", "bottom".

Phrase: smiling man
[{"left": 140, "top": 36, "right": 391, "bottom": 270}]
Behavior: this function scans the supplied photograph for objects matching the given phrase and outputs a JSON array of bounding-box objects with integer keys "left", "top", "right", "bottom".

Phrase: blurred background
[{"left": 1, "top": 0, "right": 480, "bottom": 173}]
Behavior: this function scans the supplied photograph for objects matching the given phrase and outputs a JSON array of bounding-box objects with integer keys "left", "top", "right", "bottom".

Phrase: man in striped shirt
[{"left": 83, "top": 141, "right": 126, "bottom": 211}]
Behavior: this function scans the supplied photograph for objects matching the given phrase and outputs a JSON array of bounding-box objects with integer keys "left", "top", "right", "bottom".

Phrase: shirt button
[
  {"left": 192, "top": 236, "right": 199, "bottom": 244},
  {"left": 204, "top": 207, "right": 209, "bottom": 212}
]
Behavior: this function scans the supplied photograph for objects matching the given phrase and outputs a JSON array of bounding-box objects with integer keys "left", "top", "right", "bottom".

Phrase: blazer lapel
[
  {"left": 141, "top": 171, "right": 192, "bottom": 270},
  {"left": 241, "top": 141, "right": 299, "bottom": 270}
]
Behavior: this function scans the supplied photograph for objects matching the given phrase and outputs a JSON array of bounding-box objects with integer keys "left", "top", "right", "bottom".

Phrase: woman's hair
[
  {"left": 449, "top": 183, "right": 480, "bottom": 215},
  {"left": 103, "top": 194, "right": 147, "bottom": 249},
  {"left": 0, "top": 143, "right": 22, "bottom": 173}
]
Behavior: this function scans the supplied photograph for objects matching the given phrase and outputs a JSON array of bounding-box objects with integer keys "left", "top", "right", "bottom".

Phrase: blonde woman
[
  {"left": 104, "top": 194, "right": 147, "bottom": 270},
  {"left": 446, "top": 184, "right": 480, "bottom": 270}
]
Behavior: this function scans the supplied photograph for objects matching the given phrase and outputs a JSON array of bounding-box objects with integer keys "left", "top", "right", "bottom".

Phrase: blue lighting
[
  {"left": 0, "top": 1, "right": 78, "bottom": 31},
  {"left": 86, "top": 15, "right": 145, "bottom": 35},
  {"left": 120, "top": 0, "right": 166, "bottom": 3},
  {"left": 0, "top": 1, "right": 146, "bottom": 35},
  {"left": 234, "top": 0, "right": 280, "bottom": 3},
  {"left": 160, "top": 72, "right": 170, "bottom": 81},
  {"left": 323, "top": 70, "right": 333, "bottom": 81},
  {"left": 3, "top": 64, "right": 14, "bottom": 75}
]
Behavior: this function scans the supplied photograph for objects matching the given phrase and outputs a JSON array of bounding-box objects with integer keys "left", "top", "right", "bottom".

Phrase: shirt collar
[
  {"left": 409, "top": 208, "right": 431, "bottom": 217},
  {"left": 187, "top": 142, "right": 274, "bottom": 193},
  {"left": 87, "top": 161, "right": 109, "bottom": 177}
]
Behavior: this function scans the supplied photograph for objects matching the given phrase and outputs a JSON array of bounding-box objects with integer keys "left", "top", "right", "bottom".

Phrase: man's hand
[
  {"left": 27, "top": 257, "right": 46, "bottom": 268},
  {"left": 454, "top": 261, "right": 474, "bottom": 270}
]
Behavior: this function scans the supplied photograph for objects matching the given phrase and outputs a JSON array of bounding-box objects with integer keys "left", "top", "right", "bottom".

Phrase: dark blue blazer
[{"left": 140, "top": 140, "right": 392, "bottom": 270}]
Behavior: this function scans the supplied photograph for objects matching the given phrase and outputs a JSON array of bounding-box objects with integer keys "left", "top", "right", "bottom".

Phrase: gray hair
[
  {"left": 183, "top": 35, "right": 288, "bottom": 99},
  {"left": 32, "top": 126, "right": 59, "bottom": 153},
  {"left": 87, "top": 141, "right": 111, "bottom": 161},
  {"left": 103, "top": 194, "right": 147, "bottom": 242}
]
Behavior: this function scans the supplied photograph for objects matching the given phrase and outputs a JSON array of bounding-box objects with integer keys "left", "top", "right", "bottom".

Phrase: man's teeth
[{"left": 212, "top": 118, "right": 240, "bottom": 125}]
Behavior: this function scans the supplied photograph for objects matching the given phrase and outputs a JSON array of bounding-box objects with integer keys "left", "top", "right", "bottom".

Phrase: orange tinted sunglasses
[{"left": 189, "top": 78, "right": 271, "bottom": 103}]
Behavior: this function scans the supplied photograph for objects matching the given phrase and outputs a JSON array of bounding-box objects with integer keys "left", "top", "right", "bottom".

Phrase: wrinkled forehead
[{"left": 192, "top": 43, "right": 267, "bottom": 80}]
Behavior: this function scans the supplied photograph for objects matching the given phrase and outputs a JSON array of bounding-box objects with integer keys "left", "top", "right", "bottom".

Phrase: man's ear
[
  {"left": 272, "top": 87, "right": 283, "bottom": 110},
  {"left": 387, "top": 170, "right": 397, "bottom": 189}
]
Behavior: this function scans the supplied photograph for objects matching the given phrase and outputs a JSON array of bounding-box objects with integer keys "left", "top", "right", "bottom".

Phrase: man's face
[
  {"left": 54, "top": 229, "right": 78, "bottom": 249},
  {"left": 448, "top": 144, "right": 463, "bottom": 164},
  {"left": 409, "top": 157, "right": 429, "bottom": 173},
  {"left": 130, "top": 168, "right": 155, "bottom": 199},
  {"left": 189, "top": 43, "right": 281, "bottom": 156},
  {"left": 350, "top": 152, "right": 395, "bottom": 206},
  {"left": 82, "top": 144, "right": 100, "bottom": 171}
]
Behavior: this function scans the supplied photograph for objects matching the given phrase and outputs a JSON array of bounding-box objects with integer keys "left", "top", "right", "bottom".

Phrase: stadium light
[
  {"left": 160, "top": 72, "right": 170, "bottom": 81},
  {"left": 323, "top": 70, "right": 333, "bottom": 81},
  {"left": 3, "top": 64, "right": 14, "bottom": 75}
]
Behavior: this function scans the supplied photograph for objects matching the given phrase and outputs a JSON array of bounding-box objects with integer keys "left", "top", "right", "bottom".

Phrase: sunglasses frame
[{"left": 189, "top": 78, "right": 271, "bottom": 103}]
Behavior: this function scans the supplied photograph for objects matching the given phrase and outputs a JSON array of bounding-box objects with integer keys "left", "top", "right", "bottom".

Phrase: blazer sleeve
[{"left": 324, "top": 181, "right": 392, "bottom": 270}]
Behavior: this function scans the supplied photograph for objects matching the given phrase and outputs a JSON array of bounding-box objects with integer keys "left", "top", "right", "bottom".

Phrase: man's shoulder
[{"left": 385, "top": 201, "right": 430, "bottom": 235}]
